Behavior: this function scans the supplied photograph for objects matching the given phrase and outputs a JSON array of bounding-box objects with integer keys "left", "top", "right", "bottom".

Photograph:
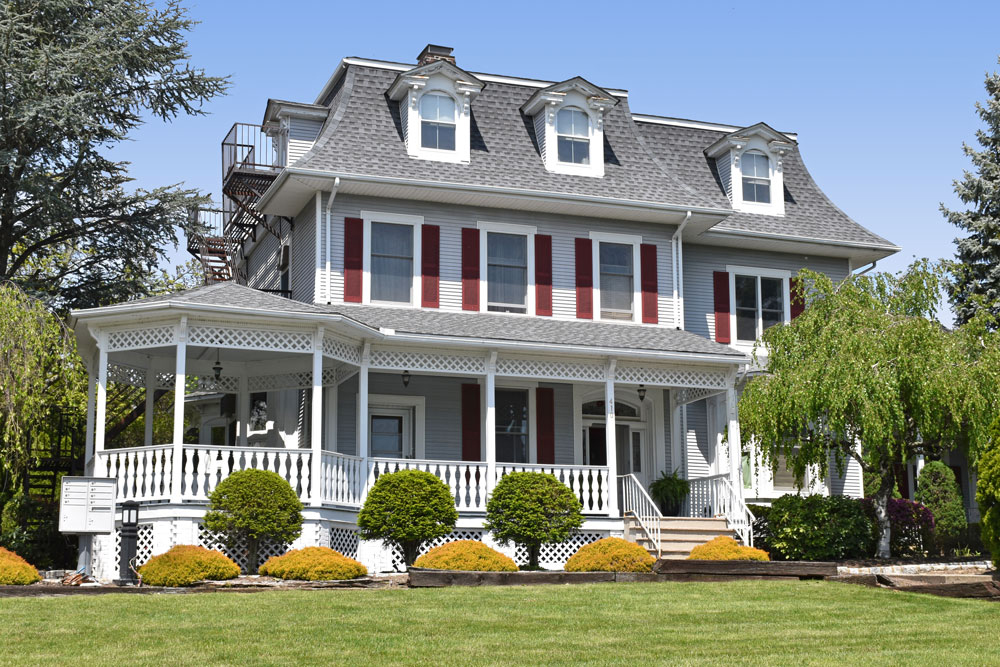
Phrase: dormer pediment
[
  {"left": 387, "top": 60, "right": 486, "bottom": 102},
  {"left": 704, "top": 122, "right": 795, "bottom": 158},
  {"left": 520, "top": 76, "right": 619, "bottom": 116}
]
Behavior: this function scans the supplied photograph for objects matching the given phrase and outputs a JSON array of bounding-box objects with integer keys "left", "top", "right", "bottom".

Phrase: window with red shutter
[
  {"left": 713, "top": 271, "right": 731, "bottom": 343},
  {"left": 640, "top": 243, "right": 658, "bottom": 324},
  {"left": 421, "top": 225, "right": 440, "bottom": 308},
  {"left": 535, "top": 234, "right": 553, "bottom": 316},
  {"left": 461, "top": 228, "right": 479, "bottom": 311},
  {"left": 344, "top": 217, "right": 363, "bottom": 303},
  {"left": 575, "top": 238, "right": 593, "bottom": 319}
]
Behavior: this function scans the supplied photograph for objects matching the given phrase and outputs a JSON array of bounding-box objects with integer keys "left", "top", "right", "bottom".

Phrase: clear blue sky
[{"left": 117, "top": 0, "right": 1000, "bottom": 304}]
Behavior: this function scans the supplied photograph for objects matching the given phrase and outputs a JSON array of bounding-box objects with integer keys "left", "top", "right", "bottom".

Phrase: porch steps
[{"left": 624, "top": 515, "right": 735, "bottom": 560}]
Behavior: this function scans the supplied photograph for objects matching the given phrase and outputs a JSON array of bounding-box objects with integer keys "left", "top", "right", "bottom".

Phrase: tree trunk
[
  {"left": 873, "top": 467, "right": 894, "bottom": 559},
  {"left": 402, "top": 540, "right": 420, "bottom": 568},
  {"left": 247, "top": 537, "right": 259, "bottom": 575},
  {"left": 528, "top": 544, "right": 540, "bottom": 569}
]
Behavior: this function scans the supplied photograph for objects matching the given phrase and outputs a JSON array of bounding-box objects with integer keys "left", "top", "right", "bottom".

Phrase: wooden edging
[
  {"left": 407, "top": 569, "right": 668, "bottom": 587},
  {"left": 653, "top": 560, "right": 838, "bottom": 579}
]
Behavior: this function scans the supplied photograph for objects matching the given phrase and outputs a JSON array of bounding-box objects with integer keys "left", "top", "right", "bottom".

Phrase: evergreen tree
[{"left": 943, "top": 57, "right": 1000, "bottom": 326}]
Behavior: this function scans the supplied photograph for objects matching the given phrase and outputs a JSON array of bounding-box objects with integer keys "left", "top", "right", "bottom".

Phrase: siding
[
  {"left": 337, "top": 375, "right": 358, "bottom": 455},
  {"left": 716, "top": 155, "right": 732, "bottom": 201},
  {"left": 400, "top": 99, "right": 408, "bottom": 145},
  {"left": 287, "top": 117, "right": 324, "bottom": 165},
  {"left": 291, "top": 197, "right": 316, "bottom": 303},
  {"left": 246, "top": 230, "right": 281, "bottom": 291},
  {"left": 533, "top": 112, "right": 546, "bottom": 162},
  {"left": 662, "top": 390, "right": 672, "bottom": 474},
  {"left": 544, "top": 382, "right": 574, "bottom": 465},
  {"left": 828, "top": 449, "right": 864, "bottom": 498},
  {"left": 684, "top": 400, "right": 711, "bottom": 478}
]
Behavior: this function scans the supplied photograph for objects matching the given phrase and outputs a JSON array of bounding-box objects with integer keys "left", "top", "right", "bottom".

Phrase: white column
[
  {"left": 485, "top": 352, "right": 497, "bottom": 491},
  {"left": 310, "top": 326, "right": 324, "bottom": 507},
  {"left": 325, "top": 385, "right": 338, "bottom": 453},
  {"left": 238, "top": 368, "right": 249, "bottom": 448},
  {"left": 726, "top": 379, "right": 742, "bottom": 492},
  {"left": 171, "top": 316, "right": 188, "bottom": 503},
  {"left": 605, "top": 359, "right": 619, "bottom": 516},
  {"left": 358, "top": 344, "right": 370, "bottom": 495},
  {"left": 84, "top": 356, "right": 97, "bottom": 472},
  {"left": 144, "top": 363, "right": 156, "bottom": 447},
  {"left": 94, "top": 332, "right": 108, "bottom": 455}
]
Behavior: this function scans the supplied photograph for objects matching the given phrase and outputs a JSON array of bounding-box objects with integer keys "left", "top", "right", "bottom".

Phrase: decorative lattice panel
[
  {"left": 108, "top": 363, "right": 146, "bottom": 388},
  {"left": 497, "top": 357, "right": 604, "bottom": 382},
  {"left": 188, "top": 325, "right": 312, "bottom": 353},
  {"left": 675, "top": 387, "right": 726, "bottom": 406},
  {"left": 515, "top": 532, "right": 604, "bottom": 567},
  {"left": 114, "top": 524, "right": 155, "bottom": 575},
  {"left": 369, "top": 348, "right": 486, "bottom": 375},
  {"left": 329, "top": 527, "right": 360, "bottom": 559},
  {"left": 388, "top": 530, "right": 485, "bottom": 572},
  {"left": 323, "top": 335, "right": 362, "bottom": 365},
  {"left": 195, "top": 375, "right": 240, "bottom": 393},
  {"left": 107, "top": 325, "right": 176, "bottom": 352},
  {"left": 615, "top": 364, "right": 729, "bottom": 389},
  {"left": 153, "top": 371, "right": 176, "bottom": 389},
  {"left": 198, "top": 525, "right": 287, "bottom": 573}
]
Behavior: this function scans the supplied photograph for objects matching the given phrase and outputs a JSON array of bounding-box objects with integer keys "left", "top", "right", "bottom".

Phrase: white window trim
[
  {"left": 368, "top": 393, "right": 426, "bottom": 460},
  {"left": 591, "top": 231, "right": 642, "bottom": 324},
  {"left": 731, "top": 139, "right": 786, "bottom": 216},
  {"left": 491, "top": 382, "right": 537, "bottom": 464},
  {"left": 361, "top": 210, "right": 423, "bottom": 307},
  {"left": 404, "top": 79, "right": 473, "bottom": 164},
  {"left": 539, "top": 97, "right": 606, "bottom": 178},
  {"left": 478, "top": 221, "right": 537, "bottom": 316},
  {"left": 726, "top": 265, "right": 792, "bottom": 350}
]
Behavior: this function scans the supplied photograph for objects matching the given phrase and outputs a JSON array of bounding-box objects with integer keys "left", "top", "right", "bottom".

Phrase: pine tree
[{"left": 943, "top": 57, "right": 1000, "bottom": 327}]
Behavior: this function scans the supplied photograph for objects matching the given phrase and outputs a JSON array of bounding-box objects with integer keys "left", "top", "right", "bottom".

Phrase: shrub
[
  {"left": 138, "top": 545, "right": 240, "bottom": 586},
  {"left": 688, "top": 536, "right": 769, "bottom": 561},
  {"left": 564, "top": 537, "right": 655, "bottom": 572},
  {"left": 747, "top": 503, "right": 772, "bottom": 555},
  {"left": 860, "top": 498, "right": 935, "bottom": 557},
  {"left": 0, "top": 494, "right": 76, "bottom": 569},
  {"left": 413, "top": 540, "right": 518, "bottom": 572},
  {"left": 259, "top": 547, "right": 367, "bottom": 580},
  {"left": 203, "top": 469, "right": 303, "bottom": 574},
  {"left": 768, "top": 494, "right": 873, "bottom": 560},
  {"left": 916, "top": 460, "right": 967, "bottom": 554},
  {"left": 358, "top": 470, "right": 458, "bottom": 566},
  {"left": 485, "top": 472, "right": 584, "bottom": 569},
  {"left": 0, "top": 546, "right": 41, "bottom": 585},
  {"left": 976, "top": 416, "right": 1000, "bottom": 563}
]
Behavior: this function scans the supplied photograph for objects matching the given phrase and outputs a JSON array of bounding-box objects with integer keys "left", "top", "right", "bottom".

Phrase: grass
[{"left": 1, "top": 581, "right": 999, "bottom": 665}]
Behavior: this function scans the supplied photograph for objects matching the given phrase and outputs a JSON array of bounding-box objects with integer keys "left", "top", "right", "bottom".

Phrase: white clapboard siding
[
  {"left": 291, "top": 197, "right": 316, "bottom": 303},
  {"left": 246, "top": 232, "right": 281, "bottom": 292},
  {"left": 287, "top": 117, "right": 324, "bottom": 166},
  {"left": 716, "top": 154, "right": 732, "bottom": 201},
  {"left": 684, "top": 401, "right": 711, "bottom": 479},
  {"left": 662, "top": 390, "right": 673, "bottom": 474},
  {"left": 533, "top": 112, "right": 547, "bottom": 162}
]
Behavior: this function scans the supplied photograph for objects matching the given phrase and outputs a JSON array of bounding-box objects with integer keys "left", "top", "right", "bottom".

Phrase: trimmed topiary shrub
[
  {"left": 564, "top": 537, "right": 655, "bottom": 572},
  {"left": 768, "top": 494, "right": 873, "bottom": 560},
  {"left": 916, "top": 460, "right": 967, "bottom": 555},
  {"left": 259, "top": 547, "right": 367, "bottom": 580},
  {"left": 860, "top": 497, "right": 935, "bottom": 557},
  {"left": 203, "top": 469, "right": 304, "bottom": 574},
  {"left": 413, "top": 540, "right": 518, "bottom": 572},
  {"left": 0, "top": 546, "right": 41, "bottom": 585},
  {"left": 358, "top": 469, "right": 458, "bottom": 567},
  {"left": 688, "top": 536, "right": 769, "bottom": 561},
  {"left": 485, "top": 472, "right": 584, "bottom": 569},
  {"left": 138, "top": 545, "right": 240, "bottom": 586}
]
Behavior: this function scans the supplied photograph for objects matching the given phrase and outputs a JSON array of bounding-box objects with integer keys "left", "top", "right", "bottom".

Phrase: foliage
[
  {"left": 860, "top": 498, "right": 936, "bottom": 557},
  {"left": 357, "top": 470, "right": 458, "bottom": 567},
  {"left": 739, "top": 261, "right": 996, "bottom": 558},
  {"left": 138, "top": 545, "right": 239, "bottom": 586},
  {"left": 0, "top": 0, "right": 228, "bottom": 310},
  {"left": 412, "top": 540, "right": 518, "bottom": 572},
  {"left": 0, "top": 494, "right": 76, "bottom": 569},
  {"left": 202, "top": 470, "right": 303, "bottom": 574},
  {"left": 485, "top": 472, "right": 584, "bottom": 569},
  {"left": 687, "top": 536, "right": 770, "bottom": 561},
  {"left": 915, "top": 461, "right": 968, "bottom": 554},
  {"left": 0, "top": 546, "right": 41, "bottom": 584},
  {"left": 648, "top": 469, "right": 689, "bottom": 515},
  {"left": 766, "top": 494, "right": 874, "bottom": 561},
  {"left": 975, "top": 415, "right": 1000, "bottom": 562},
  {"left": 747, "top": 503, "right": 772, "bottom": 554},
  {"left": 259, "top": 547, "right": 367, "bottom": 581},
  {"left": 564, "top": 537, "right": 655, "bottom": 572}
]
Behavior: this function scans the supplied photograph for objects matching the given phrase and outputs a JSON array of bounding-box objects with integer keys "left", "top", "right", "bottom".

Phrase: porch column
[
  {"left": 94, "top": 331, "right": 108, "bottom": 456},
  {"left": 144, "top": 363, "right": 156, "bottom": 447},
  {"left": 485, "top": 352, "right": 497, "bottom": 492},
  {"left": 604, "top": 359, "right": 619, "bottom": 516},
  {"left": 725, "top": 378, "right": 742, "bottom": 492},
  {"left": 238, "top": 369, "right": 249, "bottom": 448},
  {"left": 358, "top": 344, "right": 370, "bottom": 496},
  {"left": 171, "top": 316, "right": 188, "bottom": 503},
  {"left": 310, "top": 326, "right": 324, "bottom": 507},
  {"left": 84, "top": 352, "right": 97, "bottom": 472}
]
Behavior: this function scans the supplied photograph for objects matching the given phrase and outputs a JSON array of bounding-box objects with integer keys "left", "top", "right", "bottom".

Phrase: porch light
[
  {"left": 118, "top": 501, "right": 139, "bottom": 585},
  {"left": 213, "top": 348, "right": 223, "bottom": 380},
  {"left": 402, "top": 370, "right": 411, "bottom": 387},
  {"left": 637, "top": 385, "right": 647, "bottom": 402}
]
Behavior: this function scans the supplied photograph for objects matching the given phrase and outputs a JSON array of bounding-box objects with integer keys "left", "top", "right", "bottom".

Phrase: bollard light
[{"left": 118, "top": 501, "right": 140, "bottom": 585}]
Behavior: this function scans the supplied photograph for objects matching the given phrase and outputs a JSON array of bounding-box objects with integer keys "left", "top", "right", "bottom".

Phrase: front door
[{"left": 584, "top": 424, "right": 652, "bottom": 489}]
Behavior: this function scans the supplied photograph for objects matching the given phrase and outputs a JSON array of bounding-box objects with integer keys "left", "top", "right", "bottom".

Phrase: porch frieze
[
  {"left": 322, "top": 333, "right": 363, "bottom": 366},
  {"left": 615, "top": 362, "right": 729, "bottom": 390},
  {"left": 674, "top": 387, "right": 727, "bottom": 406},
  {"left": 367, "top": 347, "right": 488, "bottom": 375},
  {"left": 495, "top": 356, "right": 605, "bottom": 383},
  {"left": 105, "top": 324, "right": 176, "bottom": 352},
  {"left": 187, "top": 323, "right": 312, "bottom": 353}
]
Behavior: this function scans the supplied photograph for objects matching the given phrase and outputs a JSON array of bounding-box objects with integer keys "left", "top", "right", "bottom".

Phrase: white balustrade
[
  {"left": 368, "top": 458, "right": 489, "bottom": 512},
  {"left": 179, "top": 445, "right": 312, "bottom": 501},
  {"left": 95, "top": 445, "right": 174, "bottom": 502},
  {"left": 687, "top": 472, "right": 755, "bottom": 546},
  {"left": 618, "top": 474, "right": 662, "bottom": 557},
  {"left": 321, "top": 451, "right": 365, "bottom": 506},
  {"left": 496, "top": 463, "right": 611, "bottom": 515}
]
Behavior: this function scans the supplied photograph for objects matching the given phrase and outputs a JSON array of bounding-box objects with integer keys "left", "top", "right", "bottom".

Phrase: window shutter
[
  {"left": 790, "top": 276, "right": 805, "bottom": 319},
  {"left": 461, "top": 383, "right": 481, "bottom": 461},
  {"left": 536, "top": 387, "right": 555, "bottom": 464},
  {"left": 713, "top": 271, "right": 731, "bottom": 343},
  {"left": 461, "top": 228, "right": 480, "bottom": 311},
  {"left": 640, "top": 243, "right": 658, "bottom": 324},
  {"left": 535, "top": 234, "right": 553, "bottom": 316},
  {"left": 344, "top": 217, "right": 363, "bottom": 303},
  {"left": 421, "top": 225, "right": 440, "bottom": 308},
  {"left": 575, "top": 238, "right": 593, "bottom": 319}
]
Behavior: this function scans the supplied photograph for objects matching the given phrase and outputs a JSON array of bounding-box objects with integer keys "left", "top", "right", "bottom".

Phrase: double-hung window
[
  {"left": 599, "top": 242, "right": 634, "bottom": 321},
  {"left": 370, "top": 222, "right": 414, "bottom": 303},
  {"left": 556, "top": 108, "right": 590, "bottom": 164},
  {"left": 487, "top": 232, "right": 528, "bottom": 313},
  {"left": 741, "top": 151, "right": 771, "bottom": 203},
  {"left": 420, "top": 93, "right": 456, "bottom": 151},
  {"left": 495, "top": 389, "right": 529, "bottom": 463},
  {"left": 731, "top": 267, "right": 789, "bottom": 343}
]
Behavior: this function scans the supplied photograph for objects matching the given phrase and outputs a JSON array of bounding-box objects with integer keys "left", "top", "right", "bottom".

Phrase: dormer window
[
  {"left": 705, "top": 122, "right": 795, "bottom": 216},
  {"left": 556, "top": 108, "right": 590, "bottom": 165},
  {"left": 420, "top": 93, "right": 456, "bottom": 151},
  {"left": 741, "top": 151, "right": 770, "bottom": 204}
]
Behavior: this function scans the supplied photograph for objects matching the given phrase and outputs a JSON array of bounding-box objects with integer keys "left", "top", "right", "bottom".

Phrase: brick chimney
[{"left": 416, "top": 44, "right": 455, "bottom": 66}]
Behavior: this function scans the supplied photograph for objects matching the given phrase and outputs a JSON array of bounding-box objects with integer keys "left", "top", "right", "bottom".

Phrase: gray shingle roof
[{"left": 99, "top": 282, "right": 330, "bottom": 314}]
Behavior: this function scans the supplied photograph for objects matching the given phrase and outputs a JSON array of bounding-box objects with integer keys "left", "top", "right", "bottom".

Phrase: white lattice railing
[
  {"left": 497, "top": 463, "right": 611, "bottom": 516},
  {"left": 95, "top": 445, "right": 174, "bottom": 502},
  {"left": 687, "top": 473, "right": 755, "bottom": 547},
  {"left": 179, "top": 445, "right": 312, "bottom": 501},
  {"left": 368, "top": 458, "right": 489, "bottom": 512},
  {"left": 618, "top": 474, "right": 662, "bottom": 557},
  {"left": 321, "top": 451, "right": 365, "bottom": 506}
]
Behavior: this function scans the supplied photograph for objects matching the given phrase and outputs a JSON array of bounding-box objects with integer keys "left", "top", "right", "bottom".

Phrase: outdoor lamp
[
  {"left": 402, "top": 370, "right": 411, "bottom": 387},
  {"left": 213, "top": 348, "right": 223, "bottom": 380},
  {"left": 118, "top": 501, "right": 140, "bottom": 585},
  {"left": 637, "top": 385, "right": 647, "bottom": 402}
]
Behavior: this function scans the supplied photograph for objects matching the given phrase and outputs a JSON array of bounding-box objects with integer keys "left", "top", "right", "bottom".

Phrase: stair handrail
[
  {"left": 720, "top": 476, "right": 756, "bottom": 548},
  {"left": 688, "top": 473, "right": 756, "bottom": 547},
  {"left": 618, "top": 474, "right": 662, "bottom": 559}
]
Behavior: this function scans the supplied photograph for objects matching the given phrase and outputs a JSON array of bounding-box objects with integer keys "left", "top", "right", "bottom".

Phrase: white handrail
[
  {"left": 688, "top": 473, "right": 756, "bottom": 547},
  {"left": 618, "top": 474, "right": 662, "bottom": 558}
]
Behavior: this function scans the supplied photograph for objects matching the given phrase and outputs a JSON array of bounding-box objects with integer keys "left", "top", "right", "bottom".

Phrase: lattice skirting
[
  {"left": 514, "top": 532, "right": 604, "bottom": 567},
  {"left": 197, "top": 525, "right": 287, "bottom": 572},
  {"left": 114, "top": 524, "right": 155, "bottom": 575},
  {"left": 329, "top": 527, "right": 360, "bottom": 559},
  {"left": 389, "top": 530, "right": 485, "bottom": 572}
]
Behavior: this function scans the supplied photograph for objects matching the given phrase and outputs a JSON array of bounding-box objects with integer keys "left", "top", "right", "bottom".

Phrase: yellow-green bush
[
  {"left": 564, "top": 537, "right": 655, "bottom": 572},
  {"left": 0, "top": 546, "right": 41, "bottom": 585},
  {"left": 413, "top": 540, "right": 518, "bottom": 572},
  {"left": 138, "top": 545, "right": 240, "bottom": 586},
  {"left": 259, "top": 547, "right": 367, "bottom": 580},
  {"left": 687, "top": 536, "right": 769, "bottom": 561}
]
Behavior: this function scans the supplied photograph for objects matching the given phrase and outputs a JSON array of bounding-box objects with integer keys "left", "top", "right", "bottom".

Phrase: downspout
[
  {"left": 671, "top": 211, "right": 692, "bottom": 329},
  {"left": 324, "top": 177, "right": 341, "bottom": 303},
  {"left": 853, "top": 260, "right": 877, "bottom": 276}
]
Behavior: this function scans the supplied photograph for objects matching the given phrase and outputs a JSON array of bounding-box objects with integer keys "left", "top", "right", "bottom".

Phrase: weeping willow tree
[{"left": 739, "top": 261, "right": 996, "bottom": 558}]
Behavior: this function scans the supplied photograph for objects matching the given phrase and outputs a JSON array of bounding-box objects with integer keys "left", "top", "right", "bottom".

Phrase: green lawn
[{"left": 1, "top": 581, "right": 998, "bottom": 665}]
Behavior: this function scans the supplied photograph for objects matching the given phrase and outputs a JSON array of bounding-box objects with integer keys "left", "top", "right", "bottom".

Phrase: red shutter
[
  {"left": 575, "top": 238, "right": 593, "bottom": 319},
  {"left": 461, "top": 383, "right": 481, "bottom": 461},
  {"left": 790, "top": 276, "right": 805, "bottom": 319},
  {"left": 421, "top": 225, "right": 440, "bottom": 308},
  {"left": 344, "top": 217, "right": 363, "bottom": 303},
  {"left": 640, "top": 243, "right": 658, "bottom": 324},
  {"left": 536, "top": 387, "right": 555, "bottom": 464},
  {"left": 461, "top": 228, "right": 480, "bottom": 311},
  {"left": 535, "top": 234, "right": 553, "bottom": 316},
  {"left": 713, "top": 271, "right": 731, "bottom": 343}
]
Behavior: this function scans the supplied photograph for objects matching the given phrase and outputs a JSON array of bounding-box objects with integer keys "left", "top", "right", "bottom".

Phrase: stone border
[{"left": 837, "top": 560, "right": 993, "bottom": 576}]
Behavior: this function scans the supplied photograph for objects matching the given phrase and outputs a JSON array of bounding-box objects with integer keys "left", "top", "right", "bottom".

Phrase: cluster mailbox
[{"left": 58, "top": 477, "right": 117, "bottom": 534}]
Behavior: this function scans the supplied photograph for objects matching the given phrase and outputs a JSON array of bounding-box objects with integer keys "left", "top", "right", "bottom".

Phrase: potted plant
[{"left": 649, "top": 469, "right": 690, "bottom": 516}]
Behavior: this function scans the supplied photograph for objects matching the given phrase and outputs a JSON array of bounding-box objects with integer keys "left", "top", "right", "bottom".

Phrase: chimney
[{"left": 416, "top": 44, "right": 455, "bottom": 66}]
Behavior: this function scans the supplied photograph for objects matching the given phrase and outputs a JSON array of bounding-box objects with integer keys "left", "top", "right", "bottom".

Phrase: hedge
[
  {"left": 259, "top": 547, "right": 367, "bottom": 580},
  {"left": 413, "top": 540, "right": 518, "bottom": 572},
  {"left": 0, "top": 546, "right": 41, "bottom": 585},
  {"left": 767, "top": 494, "right": 873, "bottom": 560},
  {"left": 915, "top": 460, "right": 968, "bottom": 554},
  {"left": 688, "top": 536, "right": 769, "bottom": 561},
  {"left": 564, "top": 537, "right": 655, "bottom": 572},
  {"left": 138, "top": 545, "right": 240, "bottom": 586}
]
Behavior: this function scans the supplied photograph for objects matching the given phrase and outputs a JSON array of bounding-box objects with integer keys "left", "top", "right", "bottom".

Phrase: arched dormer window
[
  {"left": 741, "top": 150, "right": 771, "bottom": 203},
  {"left": 419, "top": 93, "right": 456, "bottom": 151},
  {"left": 556, "top": 107, "right": 590, "bottom": 165}
]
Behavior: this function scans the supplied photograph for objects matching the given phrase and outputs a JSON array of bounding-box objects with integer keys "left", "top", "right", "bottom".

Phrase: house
[{"left": 70, "top": 44, "right": 902, "bottom": 577}]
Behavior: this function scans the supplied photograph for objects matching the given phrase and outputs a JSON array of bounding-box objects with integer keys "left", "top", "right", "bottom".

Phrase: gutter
[
  {"left": 852, "top": 261, "right": 877, "bottom": 276},
  {"left": 671, "top": 211, "right": 692, "bottom": 330}
]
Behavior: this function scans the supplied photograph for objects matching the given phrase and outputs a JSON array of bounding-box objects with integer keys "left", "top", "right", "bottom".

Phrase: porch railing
[
  {"left": 179, "top": 445, "right": 312, "bottom": 500},
  {"left": 321, "top": 451, "right": 365, "bottom": 506},
  {"left": 368, "top": 458, "right": 489, "bottom": 512},
  {"left": 618, "top": 474, "right": 662, "bottom": 558},
  {"left": 688, "top": 473, "right": 755, "bottom": 547},
  {"left": 497, "top": 463, "right": 611, "bottom": 515},
  {"left": 95, "top": 444, "right": 174, "bottom": 502}
]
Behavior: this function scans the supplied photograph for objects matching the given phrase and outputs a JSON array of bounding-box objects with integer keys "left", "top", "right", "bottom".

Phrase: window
[
  {"left": 741, "top": 151, "right": 771, "bottom": 203},
  {"left": 734, "top": 273, "right": 785, "bottom": 342},
  {"left": 420, "top": 93, "right": 456, "bottom": 151},
  {"left": 556, "top": 108, "right": 590, "bottom": 164},
  {"left": 599, "top": 242, "right": 633, "bottom": 320},
  {"left": 496, "top": 389, "right": 529, "bottom": 463},
  {"left": 370, "top": 222, "right": 413, "bottom": 303},
  {"left": 370, "top": 415, "right": 407, "bottom": 458},
  {"left": 487, "top": 232, "right": 527, "bottom": 313}
]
